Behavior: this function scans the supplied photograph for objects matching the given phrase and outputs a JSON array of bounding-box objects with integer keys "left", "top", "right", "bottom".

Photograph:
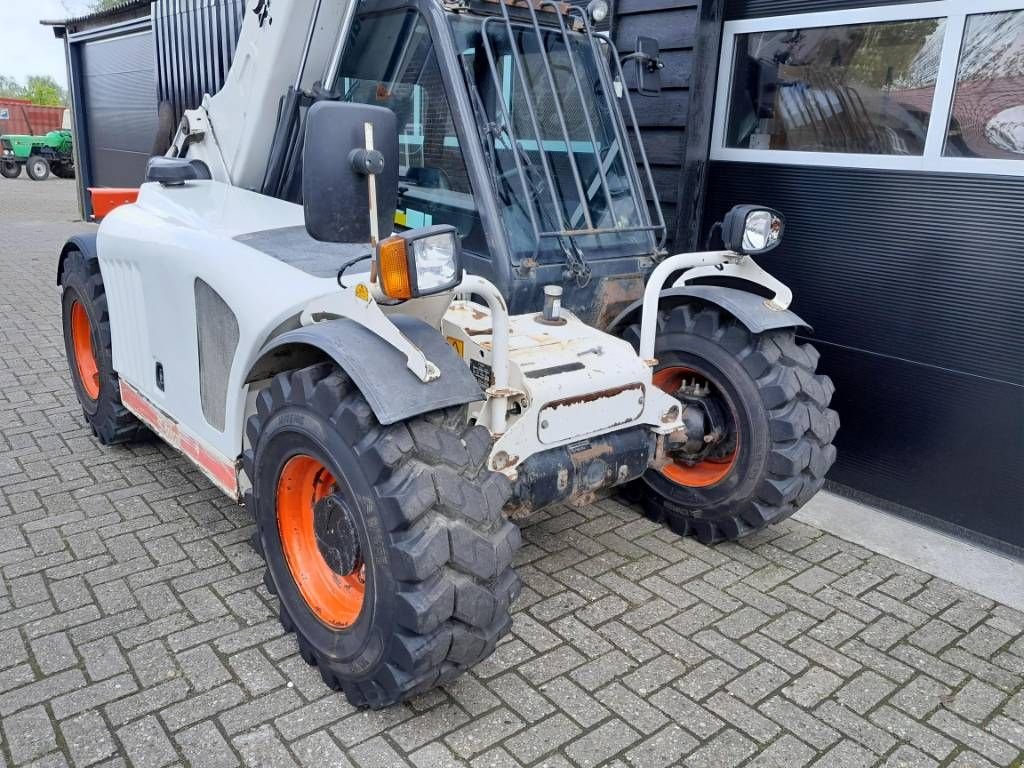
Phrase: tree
[
  {"left": 22, "top": 76, "right": 67, "bottom": 107},
  {"left": 0, "top": 75, "right": 24, "bottom": 99},
  {"left": 90, "top": 0, "right": 125, "bottom": 10}
]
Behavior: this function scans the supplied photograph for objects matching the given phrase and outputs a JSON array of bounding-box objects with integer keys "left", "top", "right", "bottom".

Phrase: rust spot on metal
[
  {"left": 593, "top": 274, "right": 644, "bottom": 329},
  {"left": 541, "top": 382, "right": 643, "bottom": 411}
]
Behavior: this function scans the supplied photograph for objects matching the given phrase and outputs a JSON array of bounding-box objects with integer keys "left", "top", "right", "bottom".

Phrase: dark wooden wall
[{"left": 612, "top": 0, "right": 697, "bottom": 251}]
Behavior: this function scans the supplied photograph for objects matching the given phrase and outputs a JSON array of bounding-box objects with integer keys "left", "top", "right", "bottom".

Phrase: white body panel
[{"left": 98, "top": 181, "right": 341, "bottom": 460}]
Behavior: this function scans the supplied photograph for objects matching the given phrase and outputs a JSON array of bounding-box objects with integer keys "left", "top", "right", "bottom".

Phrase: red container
[{"left": 0, "top": 99, "right": 67, "bottom": 136}]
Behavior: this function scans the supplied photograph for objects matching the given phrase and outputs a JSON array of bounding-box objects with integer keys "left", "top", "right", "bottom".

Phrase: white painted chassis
[{"left": 95, "top": 179, "right": 791, "bottom": 499}]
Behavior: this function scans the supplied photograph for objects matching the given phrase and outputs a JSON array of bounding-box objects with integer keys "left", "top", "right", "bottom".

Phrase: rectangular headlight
[{"left": 375, "top": 225, "right": 462, "bottom": 300}]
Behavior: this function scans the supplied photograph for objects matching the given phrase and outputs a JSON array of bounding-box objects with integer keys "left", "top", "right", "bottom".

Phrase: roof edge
[{"left": 42, "top": 0, "right": 152, "bottom": 34}]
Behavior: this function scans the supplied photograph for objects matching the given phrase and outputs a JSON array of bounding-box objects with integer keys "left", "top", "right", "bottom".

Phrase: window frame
[{"left": 710, "top": 0, "right": 1024, "bottom": 175}]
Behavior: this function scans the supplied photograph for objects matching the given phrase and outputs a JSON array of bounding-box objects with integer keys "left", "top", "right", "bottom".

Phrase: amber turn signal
[{"left": 376, "top": 235, "right": 414, "bottom": 300}]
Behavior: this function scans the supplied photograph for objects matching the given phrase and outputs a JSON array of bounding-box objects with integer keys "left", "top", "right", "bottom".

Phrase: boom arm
[{"left": 173, "top": 0, "right": 356, "bottom": 190}]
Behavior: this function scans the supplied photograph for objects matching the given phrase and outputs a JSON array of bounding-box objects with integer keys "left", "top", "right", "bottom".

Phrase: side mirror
[
  {"left": 720, "top": 205, "right": 785, "bottom": 255},
  {"left": 302, "top": 101, "right": 398, "bottom": 243},
  {"left": 628, "top": 37, "right": 663, "bottom": 97}
]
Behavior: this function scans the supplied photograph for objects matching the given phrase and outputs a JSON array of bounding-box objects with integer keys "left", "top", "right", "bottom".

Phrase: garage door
[{"left": 79, "top": 30, "right": 159, "bottom": 188}]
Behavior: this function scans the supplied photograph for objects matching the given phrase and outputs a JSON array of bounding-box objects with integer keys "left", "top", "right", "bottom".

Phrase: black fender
[
  {"left": 57, "top": 232, "right": 99, "bottom": 285},
  {"left": 245, "top": 314, "right": 484, "bottom": 426},
  {"left": 607, "top": 285, "right": 810, "bottom": 337}
]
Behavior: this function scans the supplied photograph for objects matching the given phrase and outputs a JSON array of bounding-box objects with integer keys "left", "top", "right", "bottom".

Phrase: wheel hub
[
  {"left": 312, "top": 493, "right": 362, "bottom": 577},
  {"left": 653, "top": 366, "right": 739, "bottom": 488}
]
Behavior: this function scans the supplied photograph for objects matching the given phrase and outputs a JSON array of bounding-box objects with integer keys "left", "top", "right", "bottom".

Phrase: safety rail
[{"left": 477, "top": 0, "right": 667, "bottom": 249}]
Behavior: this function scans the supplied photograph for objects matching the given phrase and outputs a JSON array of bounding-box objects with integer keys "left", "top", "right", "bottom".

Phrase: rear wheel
[
  {"left": 60, "top": 249, "right": 148, "bottom": 444},
  {"left": 0, "top": 160, "right": 20, "bottom": 179},
  {"left": 51, "top": 162, "right": 75, "bottom": 179},
  {"left": 622, "top": 303, "right": 838, "bottom": 544},
  {"left": 26, "top": 156, "right": 49, "bottom": 181},
  {"left": 245, "top": 363, "right": 521, "bottom": 708}
]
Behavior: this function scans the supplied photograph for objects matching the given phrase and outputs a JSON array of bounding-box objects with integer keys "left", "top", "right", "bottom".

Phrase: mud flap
[
  {"left": 246, "top": 315, "right": 484, "bottom": 425},
  {"left": 608, "top": 286, "right": 810, "bottom": 336}
]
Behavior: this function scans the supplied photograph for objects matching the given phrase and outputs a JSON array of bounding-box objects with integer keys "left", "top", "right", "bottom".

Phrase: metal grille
[
  {"left": 478, "top": 0, "right": 666, "bottom": 248},
  {"left": 154, "top": 0, "right": 245, "bottom": 121}
]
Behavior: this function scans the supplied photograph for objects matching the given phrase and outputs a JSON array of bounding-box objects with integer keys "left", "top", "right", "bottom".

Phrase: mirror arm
[{"left": 620, "top": 51, "right": 664, "bottom": 72}]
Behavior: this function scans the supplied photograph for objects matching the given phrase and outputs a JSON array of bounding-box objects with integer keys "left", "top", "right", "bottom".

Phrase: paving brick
[
  {"left": 746, "top": 734, "right": 815, "bottom": 768},
  {"left": 3, "top": 188, "right": 1024, "bottom": 767},
  {"left": 725, "top": 661, "right": 788, "bottom": 704},
  {"left": 175, "top": 721, "right": 239, "bottom": 768},
  {"left": 389, "top": 703, "right": 470, "bottom": 753},
  {"left": 624, "top": 724, "right": 697, "bottom": 768},
  {"left": 116, "top": 715, "right": 178, "bottom": 768},
  {"left": 868, "top": 705, "right": 954, "bottom": 760},
  {"left": 946, "top": 678, "right": 1007, "bottom": 723},
  {"left": 649, "top": 687, "right": 723, "bottom": 739},
  {"left": 50, "top": 672, "right": 136, "bottom": 720},
  {"left": 707, "top": 691, "right": 780, "bottom": 744},
  {"left": 815, "top": 700, "right": 896, "bottom": 755},
  {"left": 808, "top": 739, "right": 875, "bottom": 768},
  {"left": 927, "top": 709, "right": 1019, "bottom": 764},
  {"left": 565, "top": 718, "right": 641, "bottom": 768},
  {"left": 834, "top": 670, "right": 896, "bottom": 715},
  {"left": 444, "top": 707, "right": 524, "bottom": 759},
  {"left": 881, "top": 744, "right": 938, "bottom": 768},
  {"left": 782, "top": 666, "right": 842, "bottom": 708},
  {"left": 503, "top": 712, "right": 581, "bottom": 764},
  {"left": 3, "top": 704, "right": 57, "bottom": 764},
  {"left": 682, "top": 728, "right": 755, "bottom": 768},
  {"left": 233, "top": 724, "right": 300, "bottom": 768},
  {"left": 595, "top": 682, "right": 669, "bottom": 734},
  {"left": 178, "top": 644, "right": 232, "bottom": 693},
  {"left": 676, "top": 659, "right": 739, "bottom": 701},
  {"left": 59, "top": 710, "right": 118, "bottom": 767},
  {"left": 290, "top": 732, "right": 352, "bottom": 768}
]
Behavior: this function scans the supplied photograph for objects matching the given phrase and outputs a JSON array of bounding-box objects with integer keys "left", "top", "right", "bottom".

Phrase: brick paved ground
[{"left": 1, "top": 177, "right": 1023, "bottom": 768}]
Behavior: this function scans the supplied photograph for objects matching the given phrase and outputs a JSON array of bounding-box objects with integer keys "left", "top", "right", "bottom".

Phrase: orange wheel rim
[
  {"left": 70, "top": 301, "right": 100, "bottom": 400},
  {"left": 276, "top": 455, "right": 366, "bottom": 628},
  {"left": 653, "top": 366, "right": 738, "bottom": 488}
]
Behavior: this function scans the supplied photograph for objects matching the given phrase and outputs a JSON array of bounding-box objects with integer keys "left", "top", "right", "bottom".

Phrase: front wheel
[
  {"left": 245, "top": 363, "right": 521, "bottom": 708},
  {"left": 0, "top": 160, "right": 20, "bottom": 179},
  {"left": 60, "top": 249, "right": 148, "bottom": 445},
  {"left": 26, "top": 156, "right": 50, "bottom": 181},
  {"left": 622, "top": 303, "right": 839, "bottom": 544}
]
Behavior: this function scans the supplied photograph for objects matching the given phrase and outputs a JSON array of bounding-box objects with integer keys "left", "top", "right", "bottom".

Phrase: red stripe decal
[{"left": 119, "top": 381, "right": 239, "bottom": 497}]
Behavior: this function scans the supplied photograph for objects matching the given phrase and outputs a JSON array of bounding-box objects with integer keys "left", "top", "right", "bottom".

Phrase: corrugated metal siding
[
  {"left": 154, "top": 0, "right": 245, "bottom": 121},
  {"left": 80, "top": 30, "right": 160, "bottom": 187},
  {"left": 704, "top": 161, "right": 1024, "bottom": 548},
  {"left": 725, "top": 0, "right": 922, "bottom": 20},
  {"left": 613, "top": 0, "right": 699, "bottom": 250}
]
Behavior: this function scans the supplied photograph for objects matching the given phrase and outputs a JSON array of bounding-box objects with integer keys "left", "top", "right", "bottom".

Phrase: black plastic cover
[
  {"left": 145, "top": 156, "right": 199, "bottom": 185},
  {"left": 246, "top": 315, "right": 483, "bottom": 425},
  {"left": 302, "top": 101, "right": 398, "bottom": 243}
]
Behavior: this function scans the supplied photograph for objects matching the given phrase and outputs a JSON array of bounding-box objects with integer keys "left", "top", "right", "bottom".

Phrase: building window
[
  {"left": 945, "top": 10, "right": 1024, "bottom": 158},
  {"left": 726, "top": 19, "right": 945, "bottom": 155},
  {"left": 711, "top": 1, "right": 1024, "bottom": 175}
]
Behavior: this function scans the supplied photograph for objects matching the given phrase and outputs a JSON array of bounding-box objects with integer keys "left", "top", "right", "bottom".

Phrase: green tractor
[{"left": 0, "top": 128, "right": 75, "bottom": 181}]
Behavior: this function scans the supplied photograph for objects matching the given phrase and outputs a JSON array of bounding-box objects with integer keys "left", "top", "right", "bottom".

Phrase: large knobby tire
[
  {"left": 52, "top": 162, "right": 76, "bottom": 179},
  {"left": 244, "top": 363, "right": 521, "bottom": 709},
  {"left": 622, "top": 303, "right": 838, "bottom": 544},
  {"left": 0, "top": 160, "right": 20, "bottom": 179},
  {"left": 60, "top": 250, "right": 148, "bottom": 445},
  {"left": 26, "top": 156, "right": 50, "bottom": 181}
]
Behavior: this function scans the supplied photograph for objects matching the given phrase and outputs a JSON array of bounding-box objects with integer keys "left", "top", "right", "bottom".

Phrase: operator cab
[{"left": 270, "top": 0, "right": 665, "bottom": 324}]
